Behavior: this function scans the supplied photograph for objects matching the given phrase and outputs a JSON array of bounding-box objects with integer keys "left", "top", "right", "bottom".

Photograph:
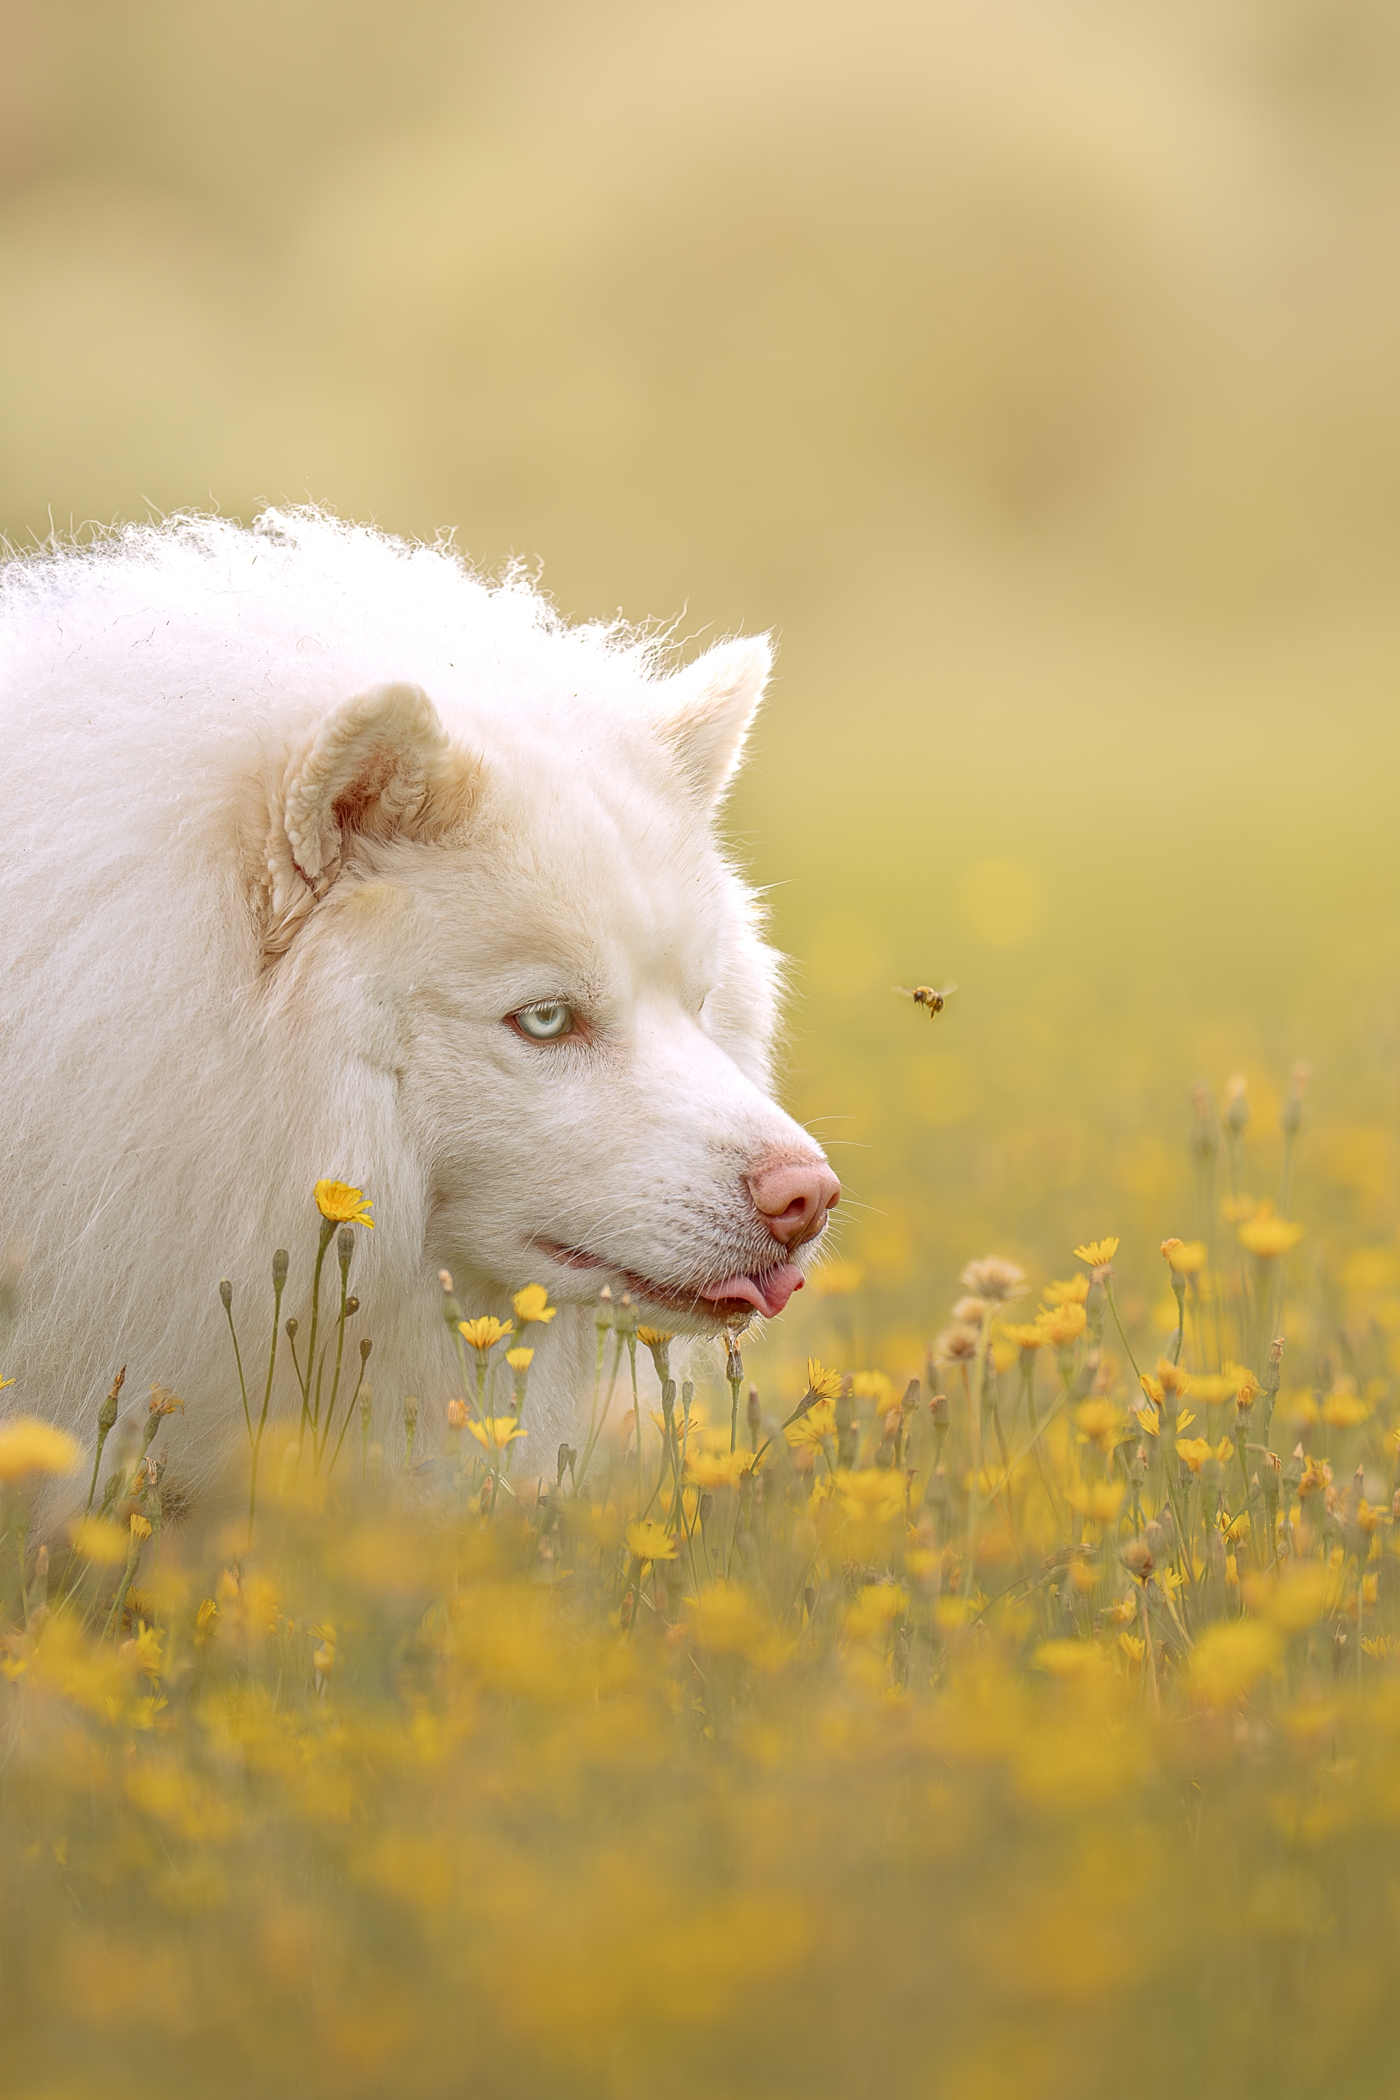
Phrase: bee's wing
[
  {"left": 937, "top": 983, "right": 960, "bottom": 997},
  {"left": 893, "top": 986, "right": 917, "bottom": 997}
]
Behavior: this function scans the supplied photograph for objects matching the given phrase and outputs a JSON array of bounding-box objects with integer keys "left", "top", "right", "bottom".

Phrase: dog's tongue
[{"left": 700, "top": 1264, "right": 804, "bottom": 1318}]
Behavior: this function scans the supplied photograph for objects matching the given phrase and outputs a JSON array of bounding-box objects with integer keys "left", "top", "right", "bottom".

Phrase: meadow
[
  {"left": 6, "top": 1095, "right": 1400, "bottom": 2100},
  {"left": 8, "top": 3, "right": 1400, "bottom": 2093}
]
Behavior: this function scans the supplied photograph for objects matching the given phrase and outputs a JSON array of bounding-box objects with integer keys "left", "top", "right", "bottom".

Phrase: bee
[{"left": 895, "top": 982, "right": 959, "bottom": 1021}]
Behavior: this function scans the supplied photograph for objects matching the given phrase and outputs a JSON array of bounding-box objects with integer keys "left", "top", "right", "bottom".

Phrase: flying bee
[{"left": 895, "top": 982, "right": 959, "bottom": 1021}]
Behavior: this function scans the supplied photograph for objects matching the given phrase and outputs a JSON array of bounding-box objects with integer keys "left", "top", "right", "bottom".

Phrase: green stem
[
  {"left": 247, "top": 1262, "right": 287, "bottom": 1545},
  {"left": 628, "top": 1333, "right": 642, "bottom": 1515},
  {"left": 1102, "top": 1278, "right": 1145, "bottom": 1388},
  {"left": 222, "top": 1292, "right": 252, "bottom": 1442},
  {"left": 299, "top": 1220, "right": 336, "bottom": 1444},
  {"left": 315, "top": 1261, "right": 352, "bottom": 1473},
  {"left": 575, "top": 1332, "right": 625, "bottom": 1494}
]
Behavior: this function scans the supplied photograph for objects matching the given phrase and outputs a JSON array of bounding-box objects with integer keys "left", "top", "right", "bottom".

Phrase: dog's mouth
[{"left": 537, "top": 1242, "right": 805, "bottom": 1321}]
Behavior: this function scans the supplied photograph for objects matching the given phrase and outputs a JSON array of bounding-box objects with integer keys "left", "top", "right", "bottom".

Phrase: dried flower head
[
  {"left": 951, "top": 1296, "right": 990, "bottom": 1326},
  {"left": 446, "top": 1398, "right": 468, "bottom": 1430},
  {"left": 932, "top": 1324, "right": 981, "bottom": 1364},
  {"left": 1121, "top": 1537, "right": 1154, "bottom": 1582},
  {"left": 958, "top": 1256, "right": 1027, "bottom": 1305},
  {"left": 314, "top": 1180, "right": 374, "bottom": 1229}
]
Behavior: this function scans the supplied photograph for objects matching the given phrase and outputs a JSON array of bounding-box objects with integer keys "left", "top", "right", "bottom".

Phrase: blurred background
[{"left": 5, "top": 0, "right": 1400, "bottom": 1358}]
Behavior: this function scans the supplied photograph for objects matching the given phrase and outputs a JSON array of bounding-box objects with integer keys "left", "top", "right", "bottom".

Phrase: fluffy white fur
[{"left": 0, "top": 509, "right": 834, "bottom": 1482}]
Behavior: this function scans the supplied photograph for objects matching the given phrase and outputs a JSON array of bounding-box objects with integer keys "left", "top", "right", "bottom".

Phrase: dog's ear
[
  {"left": 259, "top": 681, "right": 478, "bottom": 955},
  {"left": 655, "top": 636, "right": 771, "bottom": 809}
]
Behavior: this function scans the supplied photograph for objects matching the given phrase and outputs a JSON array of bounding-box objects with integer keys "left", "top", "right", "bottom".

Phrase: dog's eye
[{"left": 512, "top": 1001, "right": 576, "bottom": 1043}]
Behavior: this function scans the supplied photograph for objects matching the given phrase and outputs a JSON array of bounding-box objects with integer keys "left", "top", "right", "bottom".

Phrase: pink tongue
[{"left": 700, "top": 1264, "right": 804, "bottom": 1318}]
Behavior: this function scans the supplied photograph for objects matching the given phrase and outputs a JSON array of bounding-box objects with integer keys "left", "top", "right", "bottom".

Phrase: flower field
[{"left": 6, "top": 1088, "right": 1400, "bottom": 2100}]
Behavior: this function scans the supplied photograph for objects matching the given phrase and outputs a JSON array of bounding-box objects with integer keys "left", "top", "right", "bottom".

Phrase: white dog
[{"left": 0, "top": 510, "right": 838, "bottom": 1479}]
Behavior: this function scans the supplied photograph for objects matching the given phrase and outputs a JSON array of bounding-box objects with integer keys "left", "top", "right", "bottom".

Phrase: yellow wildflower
[
  {"left": 1118, "top": 1632, "right": 1146, "bottom": 1664},
  {"left": 1238, "top": 1213, "right": 1304, "bottom": 1259},
  {"left": 1001, "top": 1322, "right": 1049, "bottom": 1350},
  {"left": 1134, "top": 1403, "right": 1160, "bottom": 1437},
  {"left": 314, "top": 1179, "right": 374, "bottom": 1229},
  {"left": 625, "top": 1519, "right": 678, "bottom": 1564},
  {"left": 834, "top": 1468, "right": 906, "bottom": 1522},
  {"left": 458, "top": 1316, "right": 513, "bottom": 1352},
  {"left": 68, "top": 1516, "right": 128, "bottom": 1565},
  {"left": 844, "top": 1583, "right": 908, "bottom": 1639},
  {"left": 1041, "top": 1275, "right": 1090, "bottom": 1306},
  {"left": 783, "top": 1399, "right": 837, "bottom": 1449},
  {"left": 1066, "top": 1479, "right": 1127, "bottom": 1523},
  {"left": 120, "top": 1622, "right": 164, "bottom": 1681},
  {"left": 1037, "top": 1301, "right": 1087, "bottom": 1349},
  {"left": 466, "top": 1417, "right": 527, "bottom": 1452},
  {"left": 1105, "top": 1591, "right": 1138, "bottom": 1625},
  {"left": 1188, "top": 1370, "right": 1247, "bottom": 1406},
  {"left": 810, "top": 1260, "right": 864, "bottom": 1298},
  {"left": 504, "top": 1347, "right": 535, "bottom": 1373},
  {"left": 1175, "top": 1436, "right": 1231, "bottom": 1474},
  {"left": 1073, "top": 1237, "right": 1120, "bottom": 1267},
  {"left": 129, "top": 1513, "right": 153, "bottom": 1542},
  {"left": 1074, "top": 1399, "right": 1126, "bottom": 1451},
  {"left": 685, "top": 1583, "right": 765, "bottom": 1653},
  {"left": 1154, "top": 1357, "right": 1190, "bottom": 1400},
  {"left": 1160, "top": 1238, "right": 1207, "bottom": 1276},
  {"left": 806, "top": 1358, "right": 844, "bottom": 1400},
  {"left": 687, "top": 1449, "right": 760, "bottom": 1488},
  {"left": 1190, "top": 1620, "right": 1281, "bottom": 1704},
  {"left": 446, "top": 1398, "right": 468, "bottom": 1429},
  {"left": 1321, "top": 1388, "right": 1371, "bottom": 1428},
  {"left": 852, "top": 1370, "right": 896, "bottom": 1412},
  {"left": 1298, "top": 1454, "right": 1332, "bottom": 1498},
  {"left": 512, "top": 1284, "right": 556, "bottom": 1326},
  {"left": 0, "top": 1417, "right": 82, "bottom": 1484},
  {"left": 1032, "top": 1640, "right": 1107, "bottom": 1680},
  {"left": 635, "top": 1326, "right": 671, "bottom": 1350}
]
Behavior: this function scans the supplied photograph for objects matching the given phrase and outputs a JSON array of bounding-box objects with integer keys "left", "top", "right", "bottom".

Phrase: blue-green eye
[{"left": 513, "top": 1001, "right": 575, "bottom": 1042}]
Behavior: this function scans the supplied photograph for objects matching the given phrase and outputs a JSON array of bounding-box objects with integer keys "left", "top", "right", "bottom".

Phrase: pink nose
[{"left": 747, "top": 1156, "right": 841, "bottom": 1248}]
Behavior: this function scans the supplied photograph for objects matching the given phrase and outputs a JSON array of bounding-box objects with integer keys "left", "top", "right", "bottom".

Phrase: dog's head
[{"left": 255, "top": 639, "right": 838, "bottom": 1328}]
